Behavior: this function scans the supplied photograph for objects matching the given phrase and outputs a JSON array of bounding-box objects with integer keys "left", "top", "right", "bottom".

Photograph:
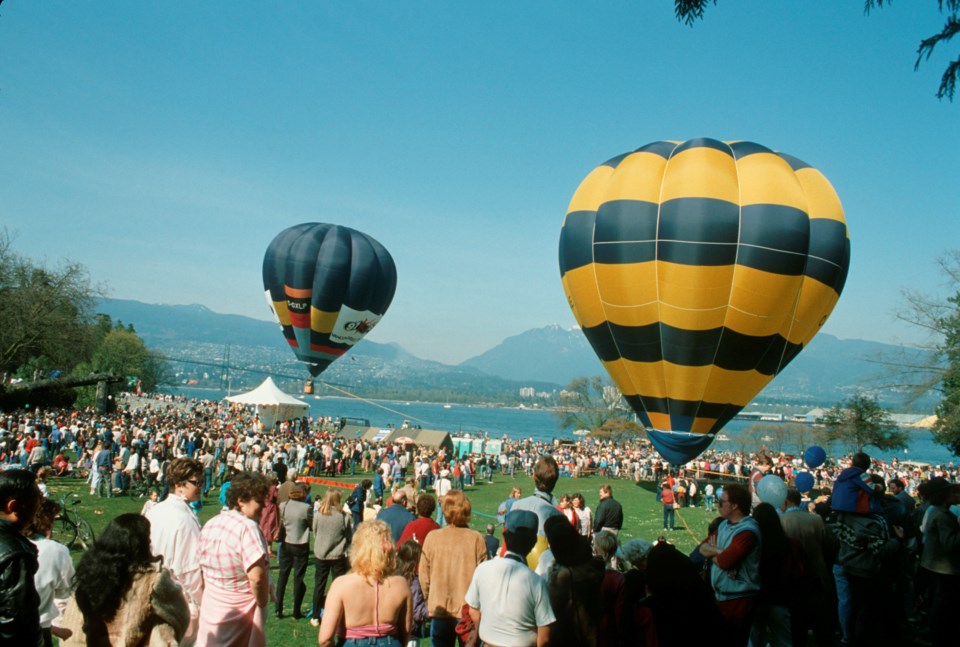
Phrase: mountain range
[{"left": 97, "top": 298, "right": 935, "bottom": 409}]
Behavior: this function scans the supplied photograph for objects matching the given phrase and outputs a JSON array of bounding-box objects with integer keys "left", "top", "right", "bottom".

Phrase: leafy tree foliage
[
  {"left": 0, "top": 230, "right": 169, "bottom": 399},
  {"left": 554, "top": 375, "right": 631, "bottom": 433},
  {"left": 675, "top": 0, "right": 960, "bottom": 100},
  {"left": 817, "top": 393, "right": 908, "bottom": 453},
  {"left": 594, "top": 417, "right": 646, "bottom": 442},
  {"left": 883, "top": 251, "right": 960, "bottom": 457},
  {"left": 0, "top": 230, "right": 98, "bottom": 375},
  {"left": 736, "top": 422, "right": 814, "bottom": 456},
  {"left": 933, "top": 290, "right": 960, "bottom": 453},
  {"left": 92, "top": 325, "right": 167, "bottom": 392}
]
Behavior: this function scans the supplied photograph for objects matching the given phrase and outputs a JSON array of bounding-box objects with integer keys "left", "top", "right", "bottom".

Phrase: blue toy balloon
[
  {"left": 757, "top": 474, "right": 788, "bottom": 509},
  {"left": 795, "top": 471, "right": 815, "bottom": 493},
  {"left": 804, "top": 446, "right": 826, "bottom": 469}
]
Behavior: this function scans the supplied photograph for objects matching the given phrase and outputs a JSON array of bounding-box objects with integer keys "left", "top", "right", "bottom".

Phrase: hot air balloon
[
  {"left": 263, "top": 223, "right": 397, "bottom": 377},
  {"left": 559, "top": 138, "right": 849, "bottom": 465}
]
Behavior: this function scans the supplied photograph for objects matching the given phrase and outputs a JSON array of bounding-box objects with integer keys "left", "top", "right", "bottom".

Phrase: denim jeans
[
  {"left": 429, "top": 616, "right": 459, "bottom": 647},
  {"left": 662, "top": 504, "right": 675, "bottom": 529},
  {"left": 342, "top": 637, "right": 402, "bottom": 647},
  {"left": 833, "top": 563, "right": 851, "bottom": 643},
  {"left": 748, "top": 604, "right": 791, "bottom": 647}
]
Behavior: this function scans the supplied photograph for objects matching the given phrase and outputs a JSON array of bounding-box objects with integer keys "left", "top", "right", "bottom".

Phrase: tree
[
  {"left": 817, "top": 393, "right": 908, "bottom": 453},
  {"left": 554, "top": 376, "right": 631, "bottom": 433},
  {"left": 594, "top": 417, "right": 646, "bottom": 443},
  {"left": 933, "top": 291, "right": 960, "bottom": 453},
  {"left": 878, "top": 251, "right": 960, "bottom": 456},
  {"left": 0, "top": 230, "right": 100, "bottom": 375},
  {"left": 91, "top": 325, "right": 169, "bottom": 392},
  {"left": 674, "top": 1, "right": 960, "bottom": 100}
]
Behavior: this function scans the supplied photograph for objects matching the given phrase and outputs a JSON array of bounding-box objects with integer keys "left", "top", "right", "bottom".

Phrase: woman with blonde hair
[
  {"left": 318, "top": 520, "right": 412, "bottom": 647},
  {"left": 310, "top": 488, "right": 352, "bottom": 627}
]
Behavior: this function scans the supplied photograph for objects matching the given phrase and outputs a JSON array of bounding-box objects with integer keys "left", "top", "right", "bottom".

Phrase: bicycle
[
  {"left": 126, "top": 476, "right": 154, "bottom": 500},
  {"left": 51, "top": 494, "right": 96, "bottom": 551}
]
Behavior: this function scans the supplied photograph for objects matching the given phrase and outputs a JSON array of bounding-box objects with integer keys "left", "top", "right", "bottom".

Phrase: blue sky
[{"left": 1, "top": 1, "right": 957, "bottom": 365}]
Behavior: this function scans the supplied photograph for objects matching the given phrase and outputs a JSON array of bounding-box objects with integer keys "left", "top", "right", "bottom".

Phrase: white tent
[{"left": 225, "top": 377, "right": 309, "bottom": 429}]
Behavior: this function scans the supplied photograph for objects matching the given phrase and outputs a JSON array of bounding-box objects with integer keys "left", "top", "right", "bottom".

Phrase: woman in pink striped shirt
[{"left": 196, "top": 471, "right": 271, "bottom": 647}]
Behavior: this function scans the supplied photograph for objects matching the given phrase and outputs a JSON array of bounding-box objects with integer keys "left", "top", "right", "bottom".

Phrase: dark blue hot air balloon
[{"left": 263, "top": 223, "right": 397, "bottom": 377}]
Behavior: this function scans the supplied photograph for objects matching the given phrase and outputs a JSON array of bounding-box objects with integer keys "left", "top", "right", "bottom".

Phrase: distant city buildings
[{"left": 519, "top": 387, "right": 555, "bottom": 400}]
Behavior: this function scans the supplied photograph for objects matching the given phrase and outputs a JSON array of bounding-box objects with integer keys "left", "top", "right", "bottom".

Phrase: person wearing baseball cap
[{"left": 465, "top": 510, "right": 556, "bottom": 646}]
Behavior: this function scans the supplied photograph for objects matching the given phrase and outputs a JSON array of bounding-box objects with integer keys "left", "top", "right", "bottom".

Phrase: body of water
[{"left": 174, "top": 387, "right": 956, "bottom": 466}]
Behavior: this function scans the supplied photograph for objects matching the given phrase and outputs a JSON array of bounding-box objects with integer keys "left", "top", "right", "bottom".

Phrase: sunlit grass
[{"left": 47, "top": 469, "right": 715, "bottom": 646}]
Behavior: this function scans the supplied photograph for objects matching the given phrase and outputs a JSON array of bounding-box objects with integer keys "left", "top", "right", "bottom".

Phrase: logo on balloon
[{"left": 345, "top": 319, "right": 377, "bottom": 334}]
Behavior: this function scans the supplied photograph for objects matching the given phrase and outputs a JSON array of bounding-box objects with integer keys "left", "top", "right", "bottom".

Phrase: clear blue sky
[{"left": 2, "top": 1, "right": 957, "bottom": 365}]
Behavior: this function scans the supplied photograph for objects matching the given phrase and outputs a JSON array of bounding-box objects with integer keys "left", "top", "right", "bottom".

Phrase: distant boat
[
  {"left": 762, "top": 435, "right": 773, "bottom": 442},
  {"left": 717, "top": 434, "right": 730, "bottom": 441},
  {"left": 573, "top": 429, "right": 590, "bottom": 436},
  {"left": 443, "top": 404, "right": 453, "bottom": 409}
]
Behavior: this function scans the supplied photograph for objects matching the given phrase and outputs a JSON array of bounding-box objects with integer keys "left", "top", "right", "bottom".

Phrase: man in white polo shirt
[
  {"left": 465, "top": 509, "right": 555, "bottom": 647},
  {"left": 146, "top": 457, "right": 204, "bottom": 645}
]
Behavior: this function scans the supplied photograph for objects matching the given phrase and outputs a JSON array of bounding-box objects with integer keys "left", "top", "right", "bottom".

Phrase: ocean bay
[{"left": 178, "top": 388, "right": 956, "bottom": 466}]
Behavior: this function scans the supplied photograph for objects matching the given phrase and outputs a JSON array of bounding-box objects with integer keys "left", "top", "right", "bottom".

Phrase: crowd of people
[{"left": 1, "top": 394, "right": 959, "bottom": 646}]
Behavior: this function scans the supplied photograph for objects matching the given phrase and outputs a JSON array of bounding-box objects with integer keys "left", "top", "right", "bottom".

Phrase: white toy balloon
[{"left": 757, "top": 474, "right": 788, "bottom": 509}]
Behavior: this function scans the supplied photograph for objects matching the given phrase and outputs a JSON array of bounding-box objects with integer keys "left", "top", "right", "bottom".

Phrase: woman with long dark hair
[
  {"left": 60, "top": 513, "right": 189, "bottom": 646},
  {"left": 749, "top": 502, "right": 804, "bottom": 647}
]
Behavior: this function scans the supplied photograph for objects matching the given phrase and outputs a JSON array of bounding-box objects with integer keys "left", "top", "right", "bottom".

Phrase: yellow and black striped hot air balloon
[{"left": 558, "top": 138, "right": 850, "bottom": 465}]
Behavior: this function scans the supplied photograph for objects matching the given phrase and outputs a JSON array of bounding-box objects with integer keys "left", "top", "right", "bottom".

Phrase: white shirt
[
  {"left": 32, "top": 536, "right": 74, "bottom": 628},
  {"left": 465, "top": 553, "right": 556, "bottom": 646},
  {"left": 146, "top": 494, "right": 204, "bottom": 615}
]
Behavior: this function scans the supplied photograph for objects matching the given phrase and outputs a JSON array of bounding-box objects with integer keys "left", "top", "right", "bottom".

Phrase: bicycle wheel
[
  {"left": 76, "top": 518, "right": 96, "bottom": 550},
  {"left": 50, "top": 515, "right": 78, "bottom": 549}
]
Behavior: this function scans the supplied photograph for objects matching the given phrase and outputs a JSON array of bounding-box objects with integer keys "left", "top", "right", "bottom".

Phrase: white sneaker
[{"left": 310, "top": 618, "right": 320, "bottom": 627}]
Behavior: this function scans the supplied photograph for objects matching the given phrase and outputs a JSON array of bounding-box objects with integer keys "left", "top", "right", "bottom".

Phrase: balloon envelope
[
  {"left": 559, "top": 138, "right": 850, "bottom": 465},
  {"left": 795, "top": 471, "right": 815, "bottom": 493},
  {"left": 757, "top": 474, "right": 788, "bottom": 508},
  {"left": 263, "top": 223, "right": 397, "bottom": 377},
  {"left": 804, "top": 445, "right": 827, "bottom": 469},
  {"left": 527, "top": 535, "right": 549, "bottom": 570}
]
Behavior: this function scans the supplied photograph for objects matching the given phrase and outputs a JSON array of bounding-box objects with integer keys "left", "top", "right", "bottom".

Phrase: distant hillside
[
  {"left": 460, "top": 324, "right": 937, "bottom": 409},
  {"left": 97, "top": 298, "right": 937, "bottom": 409},
  {"left": 95, "top": 298, "right": 562, "bottom": 401},
  {"left": 96, "top": 299, "right": 279, "bottom": 348},
  {"left": 460, "top": 324, "right": 600, "bottom": 383}
]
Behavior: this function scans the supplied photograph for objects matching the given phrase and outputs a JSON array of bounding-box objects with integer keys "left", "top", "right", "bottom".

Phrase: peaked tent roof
[
  {"left": 225, "top": 377, "right": 308, "bottom": 427},
  {"left": 335, "top": 425, "right": 453, "bottom": 452}
]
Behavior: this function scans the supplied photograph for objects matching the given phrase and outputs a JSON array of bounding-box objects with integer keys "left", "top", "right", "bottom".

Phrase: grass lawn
[{"left": 46, "top": 471, "right": 717, "bottom": 646}]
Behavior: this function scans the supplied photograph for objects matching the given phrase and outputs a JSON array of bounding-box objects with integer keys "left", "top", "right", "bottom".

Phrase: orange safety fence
[{"left": 299, "top": 476, "right": 356, "bottom": 490}]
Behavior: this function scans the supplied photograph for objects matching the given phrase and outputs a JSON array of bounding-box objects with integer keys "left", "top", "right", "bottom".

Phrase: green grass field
[{"left": 46, "top": 471, "right": 717, "bottom": 646}]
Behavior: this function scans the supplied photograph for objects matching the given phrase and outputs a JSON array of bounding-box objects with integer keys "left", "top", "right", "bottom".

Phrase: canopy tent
[
  {"left": 225, "top": 377, "right": 309, "bottom": 429},
  {"left": 335, "top": 425, "right": 453, "bottom": 453}
]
